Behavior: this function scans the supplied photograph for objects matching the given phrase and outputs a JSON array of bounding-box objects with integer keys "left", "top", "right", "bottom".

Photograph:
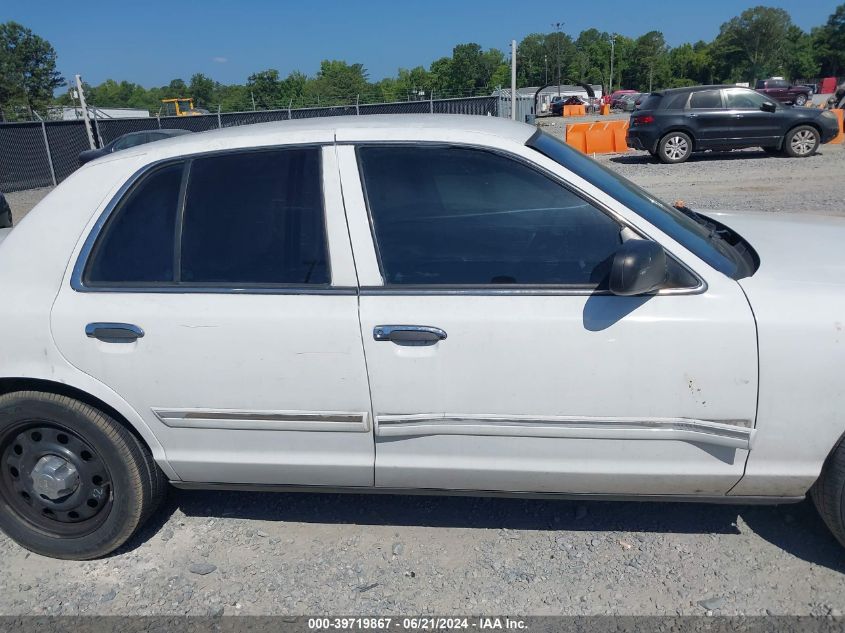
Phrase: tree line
[{"left": 1, "top": 4, "right": 843, "bottom": 120}]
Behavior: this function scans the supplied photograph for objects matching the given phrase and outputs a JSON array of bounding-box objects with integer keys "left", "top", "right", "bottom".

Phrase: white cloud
[{"left": 211, "top": 56, "right": 228, "bottom": 63}]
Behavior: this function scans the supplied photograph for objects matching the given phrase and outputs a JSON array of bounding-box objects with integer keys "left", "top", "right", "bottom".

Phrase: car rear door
[
  {"left": 686, "top": 89, "right": 730, "bottom": 148},
  {"left": 51, "top": 143, "right": 375, "bottom": 487},
  {"left": 338, "top": 140, "right": 758, "bottom": 497}
]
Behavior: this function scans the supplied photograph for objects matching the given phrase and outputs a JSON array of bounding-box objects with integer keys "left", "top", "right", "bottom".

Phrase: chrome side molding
[
  {"left": 375, "top": 414, "right": 755, "bottom": 450},
  {"left": 153, "top": 409, "right": 370, "bottom": 433}
]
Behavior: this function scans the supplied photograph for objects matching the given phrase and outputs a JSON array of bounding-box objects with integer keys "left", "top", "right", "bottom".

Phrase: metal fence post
[
  {"left": 356, "top": 94, "right": 360, "bottom": 115},
  {"left": 288, "top": 98, "right": 293, "bottom": 120},
  {"left": 430, "top": 91, "right": 434, "bottom": 113},
  {"left": 39, "top": 118, "right": 57, "bottom": 187},
  {"left": 217, "top": 105, "right": 222, "bottom": 129},
  {"left": 91, "top": 106, "right": 104, "bottom": 147}
]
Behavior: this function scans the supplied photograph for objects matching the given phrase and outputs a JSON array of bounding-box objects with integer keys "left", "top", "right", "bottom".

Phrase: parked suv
[
  {"left": 755, "top": 79, "right": 812, "bottom": 106},
  {"left": 626, "top": 85, "right": 841, "bottom": 164}
]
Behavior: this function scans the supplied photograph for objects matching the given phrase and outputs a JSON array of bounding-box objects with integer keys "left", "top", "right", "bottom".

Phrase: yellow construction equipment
[{"left": 160, "top": 98, "right": 207, "bottom": 117}]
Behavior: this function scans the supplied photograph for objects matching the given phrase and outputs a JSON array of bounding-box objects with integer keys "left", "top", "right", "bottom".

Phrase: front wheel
[
  {"left": 0, "top": 391, "right": 167, "bottom": 559},
  {"left": 783, "top": 125, "right": 820, "bottom": 158},
  {"left": 812, "top": 435, "right": 845, "bottom": 548},
  {"left": 794, "top": 94, "right": 808, "bottom": 107},
  {"left": 657, "top": 132, "right": 693, "bottom": 164}
]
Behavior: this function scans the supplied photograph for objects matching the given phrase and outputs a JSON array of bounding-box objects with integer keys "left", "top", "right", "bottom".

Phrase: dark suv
[
  {"left": 755, "top": 79, "right": 812, "bottom": 106},
  {"left": 626, "top": 85, "right": 841, "bottom": 164}
]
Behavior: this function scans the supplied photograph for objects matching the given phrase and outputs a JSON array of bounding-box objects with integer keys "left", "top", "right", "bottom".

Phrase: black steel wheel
[
  {"left": 0, "top": 391, "right": 166, "bottom": 559},
  {"left": 1, "top": 422, "right": 113, "bottom": 536}
]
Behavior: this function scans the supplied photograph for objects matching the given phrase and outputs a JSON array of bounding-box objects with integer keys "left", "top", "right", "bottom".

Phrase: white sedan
[{"left": 1, "top": 115, "right": 844, "bottom": 559}]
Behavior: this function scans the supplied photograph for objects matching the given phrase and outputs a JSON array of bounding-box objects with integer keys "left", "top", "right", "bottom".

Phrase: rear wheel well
[
  {"left": 0, "top": 378, "right": 149, "bottom": 451},
  {"left": 660, "top": 128, "right": 696, "bottom": 147}
]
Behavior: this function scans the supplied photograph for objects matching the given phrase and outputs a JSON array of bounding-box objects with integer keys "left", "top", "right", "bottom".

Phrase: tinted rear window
[
  {"left": 85, "top": 163, "right": 182, "bottom": 284},
  {"left": 638, "top": 94, "right": 662, "bottom": 110},
  {"left": 688, "top": 90, "right": 722, "bottom": 109},
  {"left": 180, "top": 148, "right": 328, "bottom": 285},
  {"left": 662, "top": 92, "right": 689, "bottom": 110}
]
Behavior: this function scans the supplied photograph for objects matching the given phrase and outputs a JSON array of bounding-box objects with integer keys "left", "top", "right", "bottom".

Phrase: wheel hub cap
[{"left": 31, "top": 454, "right": 79, "bottom": 500}]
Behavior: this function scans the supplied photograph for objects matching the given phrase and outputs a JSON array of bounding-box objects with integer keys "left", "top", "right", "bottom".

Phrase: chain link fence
[{"left": 0, "top": 95, "right": 498, "bottom": 193}]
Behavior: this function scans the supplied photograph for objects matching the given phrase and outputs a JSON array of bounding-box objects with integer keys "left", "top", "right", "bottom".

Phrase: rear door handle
[
  {"left": 373, "top": 325, "right": 447, "bottom": 346},
  {"left": 85, "top": 322, "right": 144, "bottom": 343}
]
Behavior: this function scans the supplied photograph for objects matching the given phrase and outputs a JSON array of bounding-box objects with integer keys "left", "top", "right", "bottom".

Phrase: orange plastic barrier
[
  {"left": 600, "top": 104, "right": 610, "bottom": 115},
  {"left": 830, "top": 109, "right": 844, "bottom": 145},
  {"left": 564, "top": 123, "right": 590, "bottom": 152},
  {"left": 562, "top": 104, "right": 586, "bottom": 117},
  {"left": 565, "top": 120, "right": 630, "bottom": 154}
]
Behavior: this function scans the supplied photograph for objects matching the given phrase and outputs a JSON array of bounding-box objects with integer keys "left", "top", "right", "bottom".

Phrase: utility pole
[
  {"left": 552, "top": 22, "right": 564, "bottom": 96},
  {"left": 511, "top": 39, "right": 517, "bottom": 121},
  {"left": 544, "top": 54, "right": 548, "bottom": 84},
  {"left": 75, "top": 75, "right": 96, "bottom": 150},
  {"left": 609, "top": 34, "right": 617, "bottom": 95}
]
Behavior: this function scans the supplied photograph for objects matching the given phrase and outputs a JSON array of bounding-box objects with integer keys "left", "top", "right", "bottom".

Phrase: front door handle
[
  {"left": 85, "top": 322, "right": 144, "bottom": 343},
  {"left": 373, "top": 325, "right": 447, "bottom": 346}
]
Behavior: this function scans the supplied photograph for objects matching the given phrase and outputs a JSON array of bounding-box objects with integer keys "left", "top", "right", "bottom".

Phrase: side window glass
[
  {"left": 688, "top": 90, "right": 722, "bottom": 109},
  {"left": 180, "top": 148, "right": 328, "bottom": 285},
  {"left": 724, "top": 89, "right": 771, "bottom": 109},
  {"left": 358, "top": 146, "right": 622, "bottom": 286},
  {"left": 84, "top": 163, "right": 182, "bottom": 284}
]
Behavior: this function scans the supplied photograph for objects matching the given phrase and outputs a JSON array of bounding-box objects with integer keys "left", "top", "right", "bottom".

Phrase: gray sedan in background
[{"left": 78, "top": 128, "right": 192, "bottom": 166}]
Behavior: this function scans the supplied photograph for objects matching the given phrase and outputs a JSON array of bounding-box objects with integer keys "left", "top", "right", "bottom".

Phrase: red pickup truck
[{"left": 755, "top": 79, "right": 812, "bottom": 106}]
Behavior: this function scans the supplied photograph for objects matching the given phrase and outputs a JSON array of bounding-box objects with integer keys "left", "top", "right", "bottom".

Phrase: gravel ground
[{"left": 2, "top": 136, "right": 845, "bottom": 618}]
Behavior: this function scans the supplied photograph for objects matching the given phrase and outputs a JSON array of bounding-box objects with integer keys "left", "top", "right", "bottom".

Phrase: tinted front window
[
  {"left": 85, "top": 163, "right": 182, "bottom": 284},
  {"left": 688, "top": 90, "right": 722, "bottom": 109},
  {"left": 180, "top": 148, "right": 328, "bottom": 285},
  {"left": 724, "top": 88, "right": 774, "bottom": 109},
  {"left": 358, "top": 146, "right": 622, "bottom": 285},
  {"left": 527, "top": 131, "right": 752, "bottom": 279}
]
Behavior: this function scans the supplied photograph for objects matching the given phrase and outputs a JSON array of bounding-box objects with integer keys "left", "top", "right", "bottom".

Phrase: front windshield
[{"left": 526, "top": 130, "right": 750, "bottom": 279}]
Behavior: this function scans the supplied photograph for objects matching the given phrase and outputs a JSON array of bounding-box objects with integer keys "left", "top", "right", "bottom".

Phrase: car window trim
[
  {"left": 72, "top": 143, "right": 344, "bottom": 295},
  {"left": 353, "top": 141, "right": 704, "bottom": 295}
]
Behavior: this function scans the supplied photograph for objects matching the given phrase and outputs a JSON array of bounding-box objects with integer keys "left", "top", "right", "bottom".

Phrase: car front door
[
  {"left": 51, "top": 144, "right": 374, "bottom": 486},
  {"left": 686, "top": 89, "right": 730, "bottom": 148},
  {"left": 339, "top": 141, "right": 758, "bottom": 496},
  {"left": 722, "top": 88, "right": 783, "bottom": 147}
]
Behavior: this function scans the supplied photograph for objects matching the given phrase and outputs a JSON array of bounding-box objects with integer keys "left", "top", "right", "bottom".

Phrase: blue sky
[{"left": 5, "top": 0, "right": 840, "bottom": 87}]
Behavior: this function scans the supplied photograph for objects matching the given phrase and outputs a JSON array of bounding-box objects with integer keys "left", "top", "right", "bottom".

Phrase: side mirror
[
  {"left": 609, "top": 240, "right": 668, "bottom": 296},
  {"left": 760, "top": 102, "right": 776, "bottom": 113}
]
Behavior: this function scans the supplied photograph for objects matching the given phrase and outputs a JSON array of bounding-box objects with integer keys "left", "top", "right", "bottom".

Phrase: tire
[
  {"left": 0, "top": 391, "right": 166, "bottom": 559},
  {"left": 783, "top": 125, "right": 820, "bottom": 158},
  {"left": 811, "top": 434, "right": 845, "bottom": 548},
  {"left": 657, "top": 132, "right": 693, "bottom": 164},
  {"left": 794, "top": 94, "right": 807, "bottom": 107}
]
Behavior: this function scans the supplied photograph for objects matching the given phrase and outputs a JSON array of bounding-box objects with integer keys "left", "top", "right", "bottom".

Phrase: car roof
[
  {"left": 155, "top": 128, "right": 193, "bottom": 136},
  {"left": 653, "top": 85, "right": 741, "bottom": 96},
  {"left": 90, "top": 114, "right": 537, "bottom": 165}
]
